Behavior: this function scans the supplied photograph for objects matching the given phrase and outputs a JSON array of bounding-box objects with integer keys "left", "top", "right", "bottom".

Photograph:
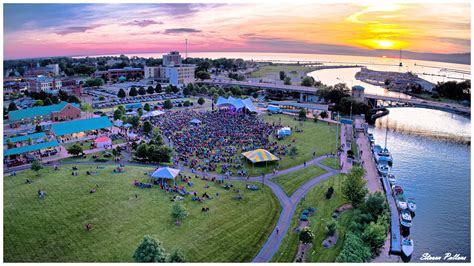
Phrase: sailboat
[{"left": 375, "top": 126, "right": 393, "bottom": 166}]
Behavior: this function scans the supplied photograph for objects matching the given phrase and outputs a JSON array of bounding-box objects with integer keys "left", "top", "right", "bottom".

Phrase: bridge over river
[{"left": 197, "top": 80, "right": 470, "bottom": 116}]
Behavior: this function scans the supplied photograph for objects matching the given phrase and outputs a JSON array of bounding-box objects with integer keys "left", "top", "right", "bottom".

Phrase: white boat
[
  {"left": 400, "top": 209, "right": 413, "bottom": 228},
  {"left": 396, "top": 193, "right": 408, "bottom": 210},
  {"left": 402, "top": 238, "right": 414, "bottom": 258},
  {"left": 407, "top": 198, "right": 417, "bottom": 213},
  {"left": 387, "top": 174, "right": 396, "bottom": 185},
  {"left": 377, "top": 163, "right": 390, "bottom": 176}
]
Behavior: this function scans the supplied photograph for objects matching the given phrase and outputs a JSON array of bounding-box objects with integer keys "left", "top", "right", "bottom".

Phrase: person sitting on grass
[
  {"left": 90, "top": 188, "right": 96, "bottom": 194},
  {"left": 85, "top": 223, "right": 93, "bottom": 231}
]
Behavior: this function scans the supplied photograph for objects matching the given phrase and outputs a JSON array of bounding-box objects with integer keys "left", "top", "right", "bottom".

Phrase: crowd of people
[{"left": 151, "top": 109, "right": 290, "bottom": 174}]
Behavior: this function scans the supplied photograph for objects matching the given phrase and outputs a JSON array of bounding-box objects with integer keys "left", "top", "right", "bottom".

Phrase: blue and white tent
[
  {"left": 150, "top": 167, "right": 181, "bottom": 180},
  {"left": 216, "top": 96, "right": 257, "bottom": 113},
  {"left": 190, "top": 118, "right": 202, "bottom": 124}
]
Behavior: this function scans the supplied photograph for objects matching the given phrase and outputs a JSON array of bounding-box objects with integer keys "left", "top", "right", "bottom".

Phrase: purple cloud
[
  {"left": 56, "top": 24, "right": 103, "bottom": 35},
  {"left": 123, "top": 19, "right": 163, "bottom": 27},
  {"left": 164, "top": 28, "right": 201, "bottom": 34}
]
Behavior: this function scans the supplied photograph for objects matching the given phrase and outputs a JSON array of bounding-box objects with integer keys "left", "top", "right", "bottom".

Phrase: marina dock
[{"left": 381, "top": 174, "right": 402, "bottom": 255}]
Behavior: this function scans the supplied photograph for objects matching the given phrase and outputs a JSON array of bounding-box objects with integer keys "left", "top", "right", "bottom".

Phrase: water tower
[{"left": 351, "top": 85, "right": 365, "bottom": 101}]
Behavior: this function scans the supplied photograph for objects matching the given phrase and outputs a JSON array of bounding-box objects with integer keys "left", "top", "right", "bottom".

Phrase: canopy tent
[
  {"left": 216, "top": 96, "right": 257, "bottom": 113},
  {"left": 94, "top": 136, "right": 112, "bottom": 148},
  {"left": 127, "top": 132, "right": 138, "bottom": 139},
  {"left": 190, "top": 118, "right": 202, "bottom": 124},
  {"left": 123, "top": 123, "right": 133, "bottom": 128},
  {"left": 114, "top": 120, "right": 123, "bottom": 127},
  {"left": 277, "top": 127, "right": 292, "bottom": 138},
  {"left": 150, "top": 167, "right": 181, "bottom": 180},
  {"left": 141, "top": 110, "right": 165, "bottom": 119},
  {"left": 241, "top": 149, "right": 280, "bottom": 164},
  {"left": 118, "top": 76, "right": 127, "bottom": 81},
  {"left": 125, "top": 111, "right": 137, "bottom": 116}
]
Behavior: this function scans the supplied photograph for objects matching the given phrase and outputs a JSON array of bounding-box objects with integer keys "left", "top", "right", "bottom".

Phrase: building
[
  {"left": 26, "top": 76, "right": 77, "bottom": 93},
  {"left": 8, "top": 102, "right": 81, "bottom": 127},
  {"left": 163, "top": 51, "right": 182, "bottom": 66},
  {"left": 94, "top": 67, "right": 144, "bottom": 81},
  {"left": 3, "top": 78, "right": 28, "bottom": 97},
  {"left": 351, "top": 85, "right": 365, "bottom": 101},
  {"left": 51, "top": 116, "right": 112, "bottom": 140},
  {"left": 144, "top": 51, "right": 195, "bottom": 87},
  {"left": 25, "top": 64, "right": 60, "bottom": 76}
]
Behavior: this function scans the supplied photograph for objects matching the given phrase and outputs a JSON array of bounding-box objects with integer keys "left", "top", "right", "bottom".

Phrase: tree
[
  {"left": 284, "top": 76, "right": 291, "bottom": 85},
  {"left": 133, "top": 235, "right": 167, "bottom": 262},
  {"left": 155, "top": 84, "right": 162, "bottom": 94},
  {"left": 34, "top": 100, "right": 44, "bottom": 106},
  {"left": 138, "top": 87, "right": 146, "bottom": 95},
  {"left": 197, "top": 97, "right": 205, "bottom": 106},
  {"left": 183, "top": 100, "right": 191, "bottom": 107},
  {"left": 326, "top": 222, "right": 337, "bottom": 236},
  {"left": 299, "top": 227, "right": 314, "bottom": 244},
  {"left": 67, "top": 143, "right": 84, "bottom": 157},
  {"left": 43, "top": 98, "right": 52, "bottom": 106},
  {"left": 35, "top": 124, "right": 43, "bottom": 133},
  {"left": 147, "top": 86, "right": 155, "bottom": 94},
  {"left": 148, "top": 145, "right": 172, "bottom": 163},
  {"left": 118, "top": 89, "right": 126, "bottom": 98},
  {"left": 67, "top": 95, "right": 81, "bottom": 104},
  {"left": 31, "top": 160, "right": 43, "bottom": 176},
  {"left": 129, "top": 87, "right": 138, "bottom": 97},
  {"left": 196, "top": 71, "right": 211, "bottom": 80},
  {"left": 8, "top": 102, "right": 18, "bottom": 111},
  {"left": 335, "top": 233, "right": 371, "bottom": 262},
  {"left": 143, "top": 121, "right": 152, "bottom": 135},
  {"left": 298, "top": 108, "right": 307, "bottom": 119},
  {"left": 84, "top": 78, "right": 104, "bottom": 87},
  {"left": 320, "top": 111, "right": 328, "bottom": 119},
  {"left": 360, "top": 192, "right": 387, "bottom": 221},
  {"left": 163, "top": 99, "right": 173, "bottom": 110},
  {"left": 171, "top": 203, "right": 188, "bottom": 224},
  {"left": 279, "top": 71, "right": 286, "bottom": 80},
  {"left": 144, "top": 103, "right": 151, "bottom": 112},
  {"left": 252, "top": 92, "right": 259, "bottom": 99},
  {"left": 168, "top": 249, "right": 185, "bottom": 262},
  {"left": 127, "top": 116, "right": 140, "bottom": 128},
  {"left": 217, "top": 88, "right": 225, "bottom": 96},
  {"left": 361, "top": 220, "right": 387, "bottom": 255},
  {"left": 81, "top": 103, "right": 93, "bottom": 114},
  {"left": 301, "top": 76, "right": 315, "bottom": 87},
  {"left": 182, "top": 86, "right": 190, "bottom": 97},
  {"left": 342, "top": 166, "right": 368, "bottom": 207},
  {"left": 113, "top": 109, "right": 123, "bottom": 120}
]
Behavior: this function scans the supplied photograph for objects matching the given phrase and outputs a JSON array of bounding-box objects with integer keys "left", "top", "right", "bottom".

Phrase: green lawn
[
  {"left": 271, "top": 174, "right": 351, "bottom": 262},
  {"left": 272, "top": 166, "right": 327, "bottom": 196},
  {"left": 4, "top": 165, "right": 280, "bottom": 262},
  {"left": 320, "top": 157, "right": 340, "bottom": 170},
  {"left": 63, "top": 139, "right": 124, "bottom": 151},
  {"left": 249, "top": 65, "right": 318, "bottom": 78}
]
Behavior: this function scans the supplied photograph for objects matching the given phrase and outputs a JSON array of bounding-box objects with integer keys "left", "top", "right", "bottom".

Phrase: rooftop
[
  {"left": 51, "top": 116, "right": 112, "bottom": 136},
  {"left": 5, "top": 132, "right": 46, "bottom": 144},
  {"left": 4, "top": 140, "right": 59, "bottom": 157},
  {"left": 8, "top": 102, "right": 80, "bottom": 122}
]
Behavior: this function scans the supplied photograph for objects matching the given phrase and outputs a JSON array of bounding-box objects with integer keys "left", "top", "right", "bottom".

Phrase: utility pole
[{"left": 185, "top": 39, "right": 188, "bottom": 59}]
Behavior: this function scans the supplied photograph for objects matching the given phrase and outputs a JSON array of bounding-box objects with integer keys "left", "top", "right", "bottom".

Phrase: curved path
[{"left": 4, "top": 153, "right": 340, "bottom": 262}]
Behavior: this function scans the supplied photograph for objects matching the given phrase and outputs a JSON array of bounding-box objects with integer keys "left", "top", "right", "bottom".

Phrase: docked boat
[
  {"left": 407, "top": 198, "right": 417, "bottom": 213},
  {"left": 368, "top": 133, "right": 375, "bottom": 145},
  {"left": 377, "top": 163, "right": 390, "bottom": 176},
  {"left": 374, "top": 147, "right": 393, "bottom": 166},
  {"left": 387, "top": 173, "right": 396, "bottom": 185},
  {"left": 372, "top": 144, "right": 382, "bottom": 155},
  {"left": 392, "top": 185, "right": 408, "bottom": 210},
  {"left": 400, "top": 209, "right": 413, "bottom": 228},
  {"left": 401, "top": 237, "right": 414, "bottom": 260}
]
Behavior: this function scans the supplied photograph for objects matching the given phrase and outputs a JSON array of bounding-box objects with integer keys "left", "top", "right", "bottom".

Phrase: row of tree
[{"left": 336, "top": 167, "right": 389, "bottom": 262}]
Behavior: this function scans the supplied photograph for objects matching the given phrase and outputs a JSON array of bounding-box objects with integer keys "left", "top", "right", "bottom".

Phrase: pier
[{"left": 381, "top": 174, "right": 402, "bottom": 255}]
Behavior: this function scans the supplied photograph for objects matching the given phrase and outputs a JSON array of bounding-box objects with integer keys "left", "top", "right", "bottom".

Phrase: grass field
[
  {"left": 4, "top": 164, "right": 280, "bottom": 262},
  {"left": 271, "top": 174, "right": 351, "bottom": 262},
  {"left": 272, "top": 166, "right": 327, "bottom": 196},
  {"left": 320, "top": 157, "right": 340, "bottom": 170},
  {"left": 248, "top": 65, "right": 318, "bottom": 78}
]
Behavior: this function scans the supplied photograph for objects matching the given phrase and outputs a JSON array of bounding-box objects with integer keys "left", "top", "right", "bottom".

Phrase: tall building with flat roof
[{"left": 163, "top": 51, "right": 182, "bottom": 66}]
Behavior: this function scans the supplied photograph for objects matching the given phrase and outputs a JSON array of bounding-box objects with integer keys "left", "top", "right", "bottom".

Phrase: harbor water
[{"left": 371, "top": 109, "right": 471, "bottom": 262}]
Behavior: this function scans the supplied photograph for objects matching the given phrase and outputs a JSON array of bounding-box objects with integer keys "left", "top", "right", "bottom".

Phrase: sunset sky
[{"left": 3, "top": 2, "right": 471, "bottom": 59}]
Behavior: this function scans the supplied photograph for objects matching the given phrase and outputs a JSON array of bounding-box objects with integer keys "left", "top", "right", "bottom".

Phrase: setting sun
[{"left": 374, "top": 40, "right": 395, "bottom": 48}]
